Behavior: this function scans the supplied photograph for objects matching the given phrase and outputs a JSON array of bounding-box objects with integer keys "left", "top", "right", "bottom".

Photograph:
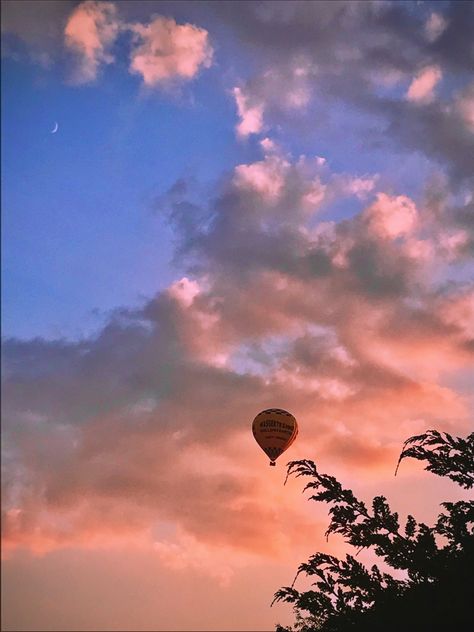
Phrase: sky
[{"left": 1, "top": 1, "right": 473, "bottom": 630}]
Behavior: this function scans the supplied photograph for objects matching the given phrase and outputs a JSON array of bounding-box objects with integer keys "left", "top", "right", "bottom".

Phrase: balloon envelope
[{"left": 252, "top": 409, "right": 298, "bottom": 465}]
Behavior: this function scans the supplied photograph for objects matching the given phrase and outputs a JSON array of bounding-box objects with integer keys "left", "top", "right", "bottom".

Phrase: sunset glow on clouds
[
  {"left": 64, "top": 1, "right": 119, "bottom": 84},
  {"left": 129, "top": 16, "right": 213, "bottom": 86},
  {"left": 63, "top": 1, "right": 213, "bottom": 86},
  {"left": 233, "top": 86, "right": 265, "bottom": 137},
  {"left": 2, "top": 1, "right": 474, "bottom": 631},
  {"left": 406, "top": 65, "right": 443, "bottom": 104}
]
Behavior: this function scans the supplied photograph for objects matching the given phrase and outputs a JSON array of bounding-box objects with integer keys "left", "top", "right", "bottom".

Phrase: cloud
[
  {"left": 233, "top": 86, "right": 264, "bottom": 137},
  {"left": 406, "top": 65, "right": 442, "bottom": 104},
  {"left": 212, "top": 1, "right": 473, "bottom": 183},
  {"left": 363, "top": 193, "right": 418, "bottom": 239},
  {"left": 233, "top": 154, "right": 289, "bottom": 201},
  {"left": 424, "top": 12, "right": 448, "bottom": 43},
  {"left": 454, "top": 82, "right": 474, "bottom": 132},
  {"left": 64, "top": 0, "right": 120, "bottom": 84},
  {"left": 4, "top": 2, "right": 214, "bottom": 88},
  {"left": 1, "top": 0, "right": 74, "bottom": 66},
  {"left": 379, "top": 95, "right": 474, "bottom": 184},
  {"left": 232, "top": 59, "right": 314, "bottom": 138},
  {"left": 3, "top": 1, "right": 474, "bottom": 570},
  {"left": 4, "top": 141, "right": 473, "bottom": 561},
  {"left": 333, "top": 175, "right": 378, "bottom": 201},
  {"left": 129, "top": 15, "right": 213, "bottom": 86},
  {"left": 152, "top": 528, "right": 258, "bottom": 587},
  {"left": 428, "top": 2, "right": 474, "bottom": 72}
]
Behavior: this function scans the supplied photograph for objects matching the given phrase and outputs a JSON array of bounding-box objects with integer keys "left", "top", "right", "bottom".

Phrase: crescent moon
[{"left": 51, "top": 122, "right": 59, "bottom": 134}]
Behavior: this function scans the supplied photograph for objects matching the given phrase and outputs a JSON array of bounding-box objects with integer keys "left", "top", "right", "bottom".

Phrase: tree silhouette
[{"left": 273, "top": 430, "right": 474, "bottom": 632}]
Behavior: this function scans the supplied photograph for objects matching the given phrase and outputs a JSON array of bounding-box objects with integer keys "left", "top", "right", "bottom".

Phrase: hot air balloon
[{"left": 252, "top": 409, "right": 298, "bottom": 466}]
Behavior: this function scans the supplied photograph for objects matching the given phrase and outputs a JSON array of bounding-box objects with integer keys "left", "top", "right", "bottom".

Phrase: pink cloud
[
  {"left": 325, "top": 173, "right": 378, "bottom": 206},
  {"left": 230, "top": 145, "right": 327, "bottom": 222},
  {"left": 406, "top": 65, "right": 443, "bottom": 104},
  {"left": 129, "top": 16, "right": 213, "bottom": 86},
  {"left": 363, "top": 192, "right": 418, "bottom": 239},
  {"left": 232, "top": 59, "right": 314, "bottom": 139},
  {"left": 167, "top": 276, "right": 200, "bottom": 308},
  {"left": 2, "top": 403, "right": 325, "bottom": 565},
  {"left": 343, "top": 176, "right": 378, "bottom": 200},
  {"left": 233, "top": 86, "right": 264, "bottom": 137},
  {"left": 234, "top": 155, "right": 289, "bottom": 201},
  {"left": 64, "top": 1, "right": 119, "bottom": 84}
]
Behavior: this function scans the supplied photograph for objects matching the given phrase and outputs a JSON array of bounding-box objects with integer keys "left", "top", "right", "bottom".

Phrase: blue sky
[{"left": 2, "top": 44, "right": 252, "bottom": 339}]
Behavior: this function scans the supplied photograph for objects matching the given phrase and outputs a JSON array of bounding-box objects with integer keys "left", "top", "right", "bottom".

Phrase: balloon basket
[{"left": 269, "top": 461, "right": 276, "bottom": 466}]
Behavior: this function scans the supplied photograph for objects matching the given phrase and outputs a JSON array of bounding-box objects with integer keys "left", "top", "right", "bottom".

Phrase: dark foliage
[
  {"left": 274, "top": 430, "right": 474, "bottom": 632},
  {"left": 395, "top": 429, "right": 474, "bottom": 489}
]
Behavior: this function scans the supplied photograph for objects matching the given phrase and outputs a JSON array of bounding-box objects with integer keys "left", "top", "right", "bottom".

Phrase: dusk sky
[{"left": 2, "top": 1, "right": 473, "bottom": 630}]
